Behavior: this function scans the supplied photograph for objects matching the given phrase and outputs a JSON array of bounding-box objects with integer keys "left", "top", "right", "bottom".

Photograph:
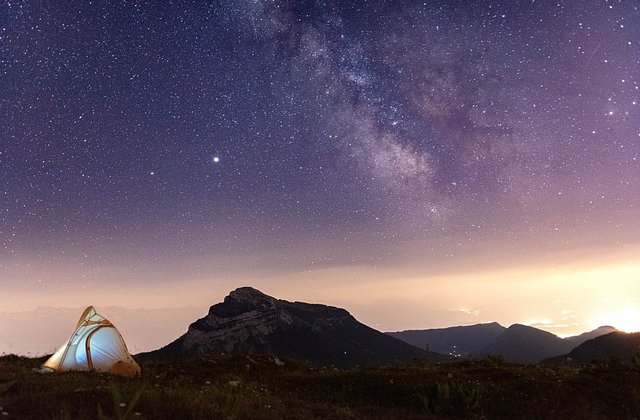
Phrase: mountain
[
  {"left": 139, "top": 287, "right": 443, "bottom": 367},
  {"left": 551, "top": 332, "right": 640, "bottom": 364},
  {"left": 471, "top": 324, "right": 574, "bottom": 363},
  {"left": 387, "top": 322, "right": 506, "bottom": 356},
  {"left": 564, "top": 326, "right": 618, "bottom": 347}
]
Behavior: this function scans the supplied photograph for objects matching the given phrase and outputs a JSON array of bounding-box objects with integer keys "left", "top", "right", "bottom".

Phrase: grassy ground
[{"left": 0, "top": 354, "right": 639, "bottom": 419}]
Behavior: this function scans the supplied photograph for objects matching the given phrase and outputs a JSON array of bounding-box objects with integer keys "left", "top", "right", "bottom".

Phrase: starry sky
[{"left": 1, "top": 1, "right": 639, "bottom": 338}]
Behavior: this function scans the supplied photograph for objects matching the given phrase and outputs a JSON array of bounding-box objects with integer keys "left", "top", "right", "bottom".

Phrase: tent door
[{"left": 85, "top": 325, "right": 106, "bottom": 371}]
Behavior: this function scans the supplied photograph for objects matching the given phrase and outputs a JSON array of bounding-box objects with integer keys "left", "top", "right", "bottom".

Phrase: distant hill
[
  {"left": 139, "top": 287, "right": 444, "bottom": 367},
  {"left": 564, "top": 326, "right": 618, "bottom": 347},
  {"left": 548, "top": 332, "right": 640, "bottom": 364},
  {"left": 387, "top": 322, "right": 506, "bottom": 356},
  {"left": 471, "top": 324, "right": 574, "bottom": 363}
]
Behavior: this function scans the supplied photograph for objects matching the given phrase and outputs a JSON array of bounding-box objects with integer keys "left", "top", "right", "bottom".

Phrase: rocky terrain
[{"left": 139, "top": 287, "right": 442, "bottom": 367}]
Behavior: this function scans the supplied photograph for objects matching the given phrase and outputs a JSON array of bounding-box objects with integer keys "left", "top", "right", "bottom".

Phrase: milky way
[{"left": 1, "top": 1, "right": 639, "bottom": 297}]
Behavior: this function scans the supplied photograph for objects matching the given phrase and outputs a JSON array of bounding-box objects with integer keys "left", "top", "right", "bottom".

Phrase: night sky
[{"left": 1, "top": 1, "right": 639, "bottom": 337}]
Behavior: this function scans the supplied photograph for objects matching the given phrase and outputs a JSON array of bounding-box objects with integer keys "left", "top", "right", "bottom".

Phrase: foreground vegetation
[{"left": 1, "top": 354, "right": 639, "bottom": 419}]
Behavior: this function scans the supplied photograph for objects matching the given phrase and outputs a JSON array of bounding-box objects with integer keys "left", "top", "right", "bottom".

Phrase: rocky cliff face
[
  {"left": 181, "top": 288, "right": 291, "bottom": 353},
  {"left": 141, "top": 287, "right": 439, "bottom": 367}
]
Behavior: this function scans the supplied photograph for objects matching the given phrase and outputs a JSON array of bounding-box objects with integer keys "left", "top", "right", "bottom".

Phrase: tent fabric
[{"left": 42, "top": 306, "right": 141, "bottom": 377}]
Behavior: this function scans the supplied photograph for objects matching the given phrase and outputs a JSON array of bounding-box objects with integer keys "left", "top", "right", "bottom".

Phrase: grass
[{"left": 1, "top": 354, "right": 639, "bottom": 419}]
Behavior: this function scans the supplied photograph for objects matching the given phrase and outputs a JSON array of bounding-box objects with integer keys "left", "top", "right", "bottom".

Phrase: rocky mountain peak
[
  {"left": 226, "top": 287, "right": 273, "bottom": 303},
  {"left": 203, "top": 287, "right": 280, "bottom": 321},
  {"left": 141, "top": 287, "right": 432, "bottom": 367}
]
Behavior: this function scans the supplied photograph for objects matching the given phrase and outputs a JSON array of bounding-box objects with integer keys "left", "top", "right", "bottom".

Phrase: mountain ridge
[
  {"left": 470, "top": 323, "right": 573, "bottom": 363},
  {"left": 387, "top": 322, "right": 506, "bottom": 356},
  {"left": 546, "top": 331, "right": 640, "bottom": 364},
  {"left": 564, "top": 326, "right": 618, "bottom": 347},
  {"left": 139, "top": 287, "right": 443, "bottom": 367}
]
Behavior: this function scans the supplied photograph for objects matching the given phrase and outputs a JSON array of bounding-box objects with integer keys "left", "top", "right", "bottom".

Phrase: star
[{"left": 1, "top": 0, "right": 639, "bottom": 347}]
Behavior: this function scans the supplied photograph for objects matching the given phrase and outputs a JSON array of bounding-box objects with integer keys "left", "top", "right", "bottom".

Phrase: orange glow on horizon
[
  {"left": 588, "top": 306, "right": 640, "bottom": 333},
  {"left": 1, "top": 245, "right": 639, "bottom": 344}
]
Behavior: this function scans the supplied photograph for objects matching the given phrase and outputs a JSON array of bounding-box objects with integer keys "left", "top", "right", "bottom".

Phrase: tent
[{"left": 41, "top": 306, "right": 141, "bottom": 377}]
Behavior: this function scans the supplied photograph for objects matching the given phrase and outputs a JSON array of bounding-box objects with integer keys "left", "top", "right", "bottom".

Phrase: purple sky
[{"left": 1, "top": 1, "right": 639, "bottom": 346}]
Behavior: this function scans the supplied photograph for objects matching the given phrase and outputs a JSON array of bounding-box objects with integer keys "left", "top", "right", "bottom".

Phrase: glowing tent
[{"left": 41, "top": 306, "right": 141, "bottom": 377}]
